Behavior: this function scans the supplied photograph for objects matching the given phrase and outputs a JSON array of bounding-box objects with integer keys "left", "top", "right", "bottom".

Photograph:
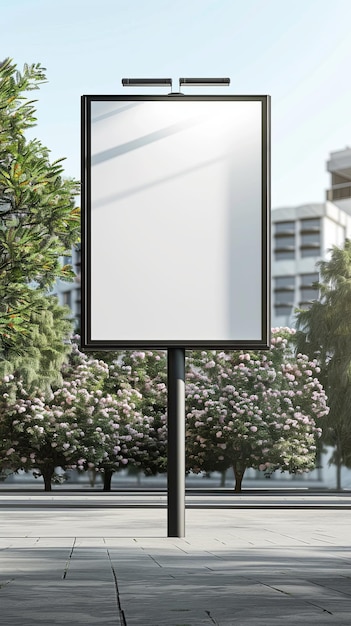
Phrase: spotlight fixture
[
  {"left": 122, "top": 78, "right": 172, "bottom": 88},
  {"left": 179, "top": 77, "right": 230, "bottom": 87}
]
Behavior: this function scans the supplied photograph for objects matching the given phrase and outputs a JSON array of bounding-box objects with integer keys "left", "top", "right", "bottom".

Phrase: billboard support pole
[{"left": 167, "top": 348, "right": 185, "bottom": 537}]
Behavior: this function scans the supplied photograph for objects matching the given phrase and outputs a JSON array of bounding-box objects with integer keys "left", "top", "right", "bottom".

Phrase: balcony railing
[{"left": 326, "top": 182, "right": 351, "bottom": 201}]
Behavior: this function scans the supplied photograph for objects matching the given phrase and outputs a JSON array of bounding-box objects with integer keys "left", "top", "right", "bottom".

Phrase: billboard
[{"left": 81, "top": 94, "right": 270, "bottom": 349}]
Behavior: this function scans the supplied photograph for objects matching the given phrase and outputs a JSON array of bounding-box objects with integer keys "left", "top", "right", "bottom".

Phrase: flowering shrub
[
  {"left": 185, "top": 328, "right": 329, "bottom": 491},
  {"left": 0, "top": 343, "right": 140, "bottom": 490},
  {"left": 107, "top": 350, "right": 168, "bottom": 475},
  {"left": 0, "top": 330, "right": 329, "bottom": 492}
]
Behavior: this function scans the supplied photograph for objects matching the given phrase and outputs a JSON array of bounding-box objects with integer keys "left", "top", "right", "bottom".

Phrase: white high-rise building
[
  {"left": 272, "top": 147, "right": 351, "bottom": 330},
  {"left": 272, "top": 202, "right": 351, "bottom": 329}
]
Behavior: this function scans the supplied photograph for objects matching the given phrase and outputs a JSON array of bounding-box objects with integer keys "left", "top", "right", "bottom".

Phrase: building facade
[
  {"left": 272, "top": 147, "right": 351, "bottom": 330},
  {"left": 272, "top": 201, "right": 351, "bottom": 329},
  {"left": 326, "top": 146, "right": 351, "bottom": 211}
]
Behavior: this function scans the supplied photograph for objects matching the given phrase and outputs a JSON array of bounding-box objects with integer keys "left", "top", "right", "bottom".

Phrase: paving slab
[{"left": 1, "top": 496, "right": 351, "bottom": 624}]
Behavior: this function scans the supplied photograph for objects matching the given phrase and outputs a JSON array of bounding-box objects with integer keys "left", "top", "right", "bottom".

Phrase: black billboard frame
[{"left": 80, "top": 93, "right": 271, "bottom": 352}]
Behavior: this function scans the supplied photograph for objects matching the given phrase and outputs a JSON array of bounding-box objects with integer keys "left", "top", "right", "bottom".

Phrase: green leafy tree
[
  {"left": 2, "top": 294, "right": 73, "bottom": 390},
  {"left": 295, "top": 240, "right": 351, "bottom": 488},
  {"left": 0, "top": 58, "right": 80, "bottom": 386}
]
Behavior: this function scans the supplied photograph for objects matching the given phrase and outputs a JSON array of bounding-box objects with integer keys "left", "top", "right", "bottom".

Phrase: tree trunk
[
  {"left": 336, "top": 459, "right": 342, "bottom": 491},
  {"left": 233, "top": 463, "right": 246, "bottom": 493},
  {"left": 220, "top": 469, "right": 227, "bottom": 487},
  {"left": 335, "top": 436, "right": 342, "bottom": 490},
  {"left": 88, "top": 468, "right": 97, "bottom": 487},
  {"left": 42, "top": 470, "right": 53, "bottom": 491},
  {"left": 103, "top": 468, "right": 113, "bottom": 491}
]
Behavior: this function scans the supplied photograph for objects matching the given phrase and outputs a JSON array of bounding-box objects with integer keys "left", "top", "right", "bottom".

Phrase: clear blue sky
[{"left": 2, "top": 0, "right": 351, "bottom": 208}]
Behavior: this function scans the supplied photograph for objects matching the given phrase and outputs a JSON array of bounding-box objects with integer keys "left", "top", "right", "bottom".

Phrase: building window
[
  {"left": 300, "top": 273, "right": 318, "bottom": 286},
  {"left": 274, "top": 221, "right": 295, "bottom": 261},
  {"left": 62, "top": 255, "right": 72, "bottom": 266},
  {"left": 276, "top": 235, "right": 295, "bottom": 247},
  {"left": 275, "top": 221, "right": 295, "bottom": 234},
  {"left": 300, "top": 247, "right": 320, "bottom": 258},
  {"left": 275, "top": 276, "right": 295, "bottom": 289},
  {"left": 275, "top": 250, "right": 295, "bottom": 260},
  {"left": 274, "top": 304, "right": 294, "bottom": 316},
  {"left": 299, "top": 273, "right": 319, "bottom": 308},
  {"left": 300, "top": 218, "right": 320, "bottom": 232},
  {"left": 62, "top": 290, "right": 72, "bottom": 308},
  {"left": 275, "top": 290, "right": 294, "bottom": 304},
  {"left": 301, "top": 232, "right": 320, "bottom": 246},
  {"left": 327, "top": 174, "right": 351, "bottom": 201},
  {"left": 300, "top": 218, "right": 321, "bottom": 257},
  {"left": 274, "top": 275, "right": 294, "bottom": 316},
  {"left": 301, "top": 288, "right": 318, "bottom": 300}
]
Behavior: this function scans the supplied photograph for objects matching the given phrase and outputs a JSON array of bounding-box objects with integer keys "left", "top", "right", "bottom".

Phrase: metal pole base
[{"left": 167, "top": 348, "right": 185, "bottom": 537}]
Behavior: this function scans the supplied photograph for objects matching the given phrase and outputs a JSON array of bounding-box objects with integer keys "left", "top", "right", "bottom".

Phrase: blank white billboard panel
[{"left": 82, "top": 95, "right": 270, "bottom": 349}]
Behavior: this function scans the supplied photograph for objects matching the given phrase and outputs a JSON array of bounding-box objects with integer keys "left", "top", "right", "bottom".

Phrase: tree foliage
[
  {"left": 0, "top": 58, "right": 80, "bottom": 386},
  {"left": 295, "top": 240, "right": 351, "bottom": 483}
]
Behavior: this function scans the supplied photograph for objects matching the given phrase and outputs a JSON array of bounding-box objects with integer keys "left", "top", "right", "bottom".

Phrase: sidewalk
[{"left": 1, "top": 495, "right": 351, "bottom": 625}]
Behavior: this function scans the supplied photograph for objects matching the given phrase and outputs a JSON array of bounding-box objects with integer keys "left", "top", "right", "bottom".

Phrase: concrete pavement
[{"left": 1, "top": 495, "right": 351, "bottom": 625}]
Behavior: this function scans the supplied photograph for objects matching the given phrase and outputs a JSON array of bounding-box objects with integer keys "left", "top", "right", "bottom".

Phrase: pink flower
[
  {"left": 205, "top": 361, "right": 216, "bottom": 369},
  {"left": 216, "top": 431, "right": 222, "bottom": 438},
  {"left": 250, "top": 426, "right": 258, "bottom": 432}
]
